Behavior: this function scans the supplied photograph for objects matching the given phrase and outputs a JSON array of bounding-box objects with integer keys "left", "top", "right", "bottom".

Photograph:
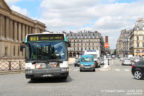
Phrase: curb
[{"left": 0, "top": 70, "right": 25, "bottom": 75}]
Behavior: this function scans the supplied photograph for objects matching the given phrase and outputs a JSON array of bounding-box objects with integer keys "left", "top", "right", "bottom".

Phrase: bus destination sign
[{"left": 28, "top": 34, "right": 64, "bottom": 41}]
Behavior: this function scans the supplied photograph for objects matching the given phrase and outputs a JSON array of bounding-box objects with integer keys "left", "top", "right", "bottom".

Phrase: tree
[{"left": 113, "top": 49, "right": 117, "bottom": 55}]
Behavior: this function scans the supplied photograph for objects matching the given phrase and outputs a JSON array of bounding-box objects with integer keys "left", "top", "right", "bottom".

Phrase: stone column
[
  {"left": 21, "top": 24, "right": 23, "bottom": 41},
  {"left": 32, "top": 27, "right": 35, "bottom": 33},
  {"left": 17, "top": 23, "right": 19, "bottom": 41},
  {"left": 26, "top": 26, "right": 28, "bottom": 36},
  {"left": 29, "top": 27, "right": 31, "bottom": 34},
  {"left": 9, "top": 19, "right": 13, "bottom": 40},
  {"left": 0, "top": 15, "right": 2, "bottom": 39},
  {"left": 18, "top": 23, "right": 21, "bottom": 42},
  {"left": 12, "top": 20, "right": 15, "bottom": 40},
  {"left": 22, "top": 24, "right": 25, "bottom": 41},
  {"left": 9, "top": 19, "right": 11, "bottom": 40},
  {"left": 31, "top": 27, "right": 33, "bottom": 34},
  {"left": 24, "top": 25, "right": 27, "bottom": 38},
  {"left": 1, "top": 15, "right": 4, "bottom": 39},
  {"left": 28, "top": 26, "right": 30, "bottom": 34},
  {"left": 14, "top": 22, "right": 17, "bottom": 41},
  {"left": 6, "top": 17, "right": 10, "bottom": 40},
  {"left": 34, "top": 25, "right": 38, "bottom": 33}
]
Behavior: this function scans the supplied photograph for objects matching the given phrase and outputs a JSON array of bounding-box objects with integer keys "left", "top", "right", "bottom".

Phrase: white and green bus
[{"left": 20, "top": 32, "right": 70, "bottom": 80}]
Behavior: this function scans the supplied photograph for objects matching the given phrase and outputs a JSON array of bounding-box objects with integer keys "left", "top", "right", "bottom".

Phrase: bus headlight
[
  {"left": 80, "top": 64, "right": 83, "bottom": 67},
  {"left": 91, "top": 64, "right": 95, "bottom": 67},
  {"left": 25, "top": 69, "right": 33, "bottom": 74}
]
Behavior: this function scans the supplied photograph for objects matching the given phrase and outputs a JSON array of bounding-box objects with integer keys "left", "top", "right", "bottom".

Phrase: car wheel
[
  {"left": 134, "top": 71, "right": 143, "bottom": 80},
  {"left": 93, "top": 69, "right": 95, "bottom": 72},
  {"left": 95, "top": 64, "right": 98, "bottom": 68}
]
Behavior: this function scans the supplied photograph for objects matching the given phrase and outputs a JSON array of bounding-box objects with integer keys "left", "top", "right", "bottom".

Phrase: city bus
[{"left": 20, "top": 32, "right": 70, "bottom": 80}]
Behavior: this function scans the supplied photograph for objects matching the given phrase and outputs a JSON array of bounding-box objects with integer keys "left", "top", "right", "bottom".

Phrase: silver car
[{"left": 122, "top": 59, "right": 132, "bottom": 66}]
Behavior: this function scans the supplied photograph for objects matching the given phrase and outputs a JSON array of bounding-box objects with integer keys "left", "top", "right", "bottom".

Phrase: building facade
[
  {"left": 66, "top": 31, "right": 105, "bottom": 57},
  {"left": 116, "top": 29, "right": 130, "bottom": 57},
  {"left": 129, "top": 18, "right": 144, "bottom": 56},
  {"left": 0, "top": 0, "right": 46, "bottom": 60}
]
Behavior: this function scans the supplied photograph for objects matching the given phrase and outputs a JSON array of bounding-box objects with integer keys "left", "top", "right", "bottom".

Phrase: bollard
[
  {"left": 108, "top": 58, "right": 109, "bottom": 65},
  {"left": 19, "top": 61, "right": 22, "bottom": 70},
  {"left": 9, "top": 61, "right": 11, "bottom": 70}
]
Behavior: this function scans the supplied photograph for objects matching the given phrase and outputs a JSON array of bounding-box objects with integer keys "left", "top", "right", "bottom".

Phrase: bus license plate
[
  {"left": 42, "top": 74, "right": 52, "bottom": 77},
  {"left": 49, "top": 62, "right": 57, "bottom": 65},
  {"left": 85, "top": 66, "right": 90, "bottom": 68}
]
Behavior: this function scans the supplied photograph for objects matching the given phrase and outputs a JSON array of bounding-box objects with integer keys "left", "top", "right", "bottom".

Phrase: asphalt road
[{"left": 0, "top": 59, "right": 144, "bottom": 96}]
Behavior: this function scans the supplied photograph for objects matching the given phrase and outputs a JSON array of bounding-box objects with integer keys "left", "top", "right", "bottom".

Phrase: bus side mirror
[
  {"left": 20, "top": 43, "right": 26, "bottom": 51},
  {"left": 67, "top": 42, "right": 71, "bottom": 47}
]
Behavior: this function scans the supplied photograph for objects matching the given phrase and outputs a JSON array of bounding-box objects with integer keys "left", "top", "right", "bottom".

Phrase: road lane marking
[
  {"left": 124, "top": 69, "right": 130, "bottom": 72},
  {"left": 115, "top": 69, "right": 120, "bottom": 71}
]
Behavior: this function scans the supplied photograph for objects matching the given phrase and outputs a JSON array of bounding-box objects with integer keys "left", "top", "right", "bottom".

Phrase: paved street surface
[{"left": 0, "top": 59, "right": 144, "bottom": 96}]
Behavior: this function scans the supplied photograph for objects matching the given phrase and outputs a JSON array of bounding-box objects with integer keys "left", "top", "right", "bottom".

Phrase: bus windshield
[
  {"left": 92, "top": 54, "right": 97, "bottom": 58},
  {"left": 81, "top": 57, "right": 93, "bottom": 62},
  {"left": 28, "top": 41, "right": 67, "bottom": 61}
]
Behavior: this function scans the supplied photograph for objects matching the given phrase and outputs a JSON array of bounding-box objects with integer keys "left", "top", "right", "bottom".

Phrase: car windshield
[
  {"left": 29, "top": 41, "right": 67, "bottom": 61},
  {"left": 81, "top": 57, "right": 93, "bottom": 62}
]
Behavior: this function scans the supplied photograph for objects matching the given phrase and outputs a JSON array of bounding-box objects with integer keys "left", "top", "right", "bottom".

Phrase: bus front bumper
[
  {"left": 25, "top": 68, "right": 69, "bottom": 79},
  {"left": 80, "top": 66, "right": 95, "bottom": 71}
]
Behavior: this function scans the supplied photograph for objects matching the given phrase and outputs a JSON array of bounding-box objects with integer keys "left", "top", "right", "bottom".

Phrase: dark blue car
[{"left": 80, "top": 55, "right": 95, "bottom": 72}]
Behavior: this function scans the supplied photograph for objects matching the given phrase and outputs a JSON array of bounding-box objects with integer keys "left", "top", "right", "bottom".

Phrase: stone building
[
  {"left": 0, "top": 0, "right": 46, "bottom": 60},
  {"left": 116, "top": 29, "right": 130, "bottom": 57},
  {"left": 66, "top": 31, "right": 105, "bottom": 57},
  {"left": 129, "top": 18, "right": 144, "bottom": 56}
]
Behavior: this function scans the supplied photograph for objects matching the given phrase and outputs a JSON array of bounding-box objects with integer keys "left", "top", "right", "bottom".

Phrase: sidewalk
[
  {"left": 0, "top": 59, "right": 25, "bottom": 74},
  {"left": 0, "top": 70, "right": 25, "bottom": 75}
]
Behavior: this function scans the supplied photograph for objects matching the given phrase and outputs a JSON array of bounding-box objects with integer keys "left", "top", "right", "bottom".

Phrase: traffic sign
[{"left": 104, "top": 43, "right": 109, "bottom": 48}]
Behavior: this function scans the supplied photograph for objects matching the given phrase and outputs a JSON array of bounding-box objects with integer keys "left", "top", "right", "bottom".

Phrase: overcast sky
[{"left": 5, "top": 0, "right": 144, "bottom": 49}]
